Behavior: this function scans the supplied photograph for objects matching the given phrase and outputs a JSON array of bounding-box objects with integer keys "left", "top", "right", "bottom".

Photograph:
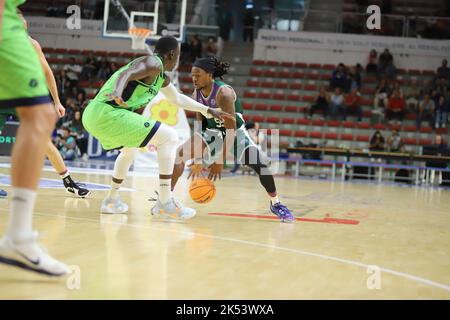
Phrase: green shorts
[
  {"left": 82, "top": 100, "right": 161, "bottom": 150},
  {"left": 0, "top": 8, "right": 51, "bottom": 108}
]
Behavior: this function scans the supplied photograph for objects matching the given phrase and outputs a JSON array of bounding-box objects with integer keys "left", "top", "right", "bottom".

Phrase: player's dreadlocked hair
[{"left": 193, "top": 56, "right": 231, "bottom": 79}]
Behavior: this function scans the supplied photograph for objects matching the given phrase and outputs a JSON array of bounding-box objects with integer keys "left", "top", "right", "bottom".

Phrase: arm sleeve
[{"left": 160, "top": 83, "right": 212, "bottom": 118}]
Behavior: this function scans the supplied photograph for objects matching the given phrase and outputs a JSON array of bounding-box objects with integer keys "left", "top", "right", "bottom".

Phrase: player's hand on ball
[
  {"left": 188, "top": 163, "right": 203, "bottom": 180},
  {"left": 54, "top": 103, "right": 66, "bottom": 118},
  {"left": 208, "top": 163, "right": 223, "bottom": 181},
  {"left": 207, "top": 107, "right": 235, "bottom": 122}
]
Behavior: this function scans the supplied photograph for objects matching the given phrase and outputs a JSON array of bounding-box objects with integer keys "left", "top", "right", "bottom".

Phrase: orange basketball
[{"left": 189, "top": 178, "right": 216, "bottom": 204}]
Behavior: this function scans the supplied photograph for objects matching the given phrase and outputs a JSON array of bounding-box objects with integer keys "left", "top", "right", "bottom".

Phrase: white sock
[
  {"left": 159, "top": 178, "right": 172, "bottom": 204},
  {"left": 59, "top": 170, "right": 70, "bottom": 179},
  {"left": 108, "top": 181, "right": 122, "bottom": 199},
  {"left": 270, "top": 195, "right": 280, "bottom": 205},
  {"left": 7, "top": 188, "right": 36, "bottom": 241}
]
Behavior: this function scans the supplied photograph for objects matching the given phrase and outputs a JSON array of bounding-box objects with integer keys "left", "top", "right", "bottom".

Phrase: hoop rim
[{"left": 128, "top": 27, "right": 152, "bottom": 37}]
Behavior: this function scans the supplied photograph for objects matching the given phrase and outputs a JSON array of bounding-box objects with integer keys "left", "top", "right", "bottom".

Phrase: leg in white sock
[
  {"left": 107, "top": 148, "right": 138, "bottom": 199},
  {"left": 101, "top": 148, "right": 137, "bottom": 214},
  {"left": 7, "top": 188, "right": 36, "bottom": 241},
  {"left": 148, "top": 124, "right": 178, "bottom": 204}
]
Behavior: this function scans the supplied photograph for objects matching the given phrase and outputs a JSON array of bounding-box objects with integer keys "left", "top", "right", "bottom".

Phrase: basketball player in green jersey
[
  {"left": 0, "top": 0, "right": 69, "bottom": 276},
  {"left": 82, "top": 36, "right": 233, "bottom": 218},
  {"left": 0, "top": 10, "right": 90, "bottom": 199},
  {"left": 170, "top": 57, "right": 294, "bottom": 222}
]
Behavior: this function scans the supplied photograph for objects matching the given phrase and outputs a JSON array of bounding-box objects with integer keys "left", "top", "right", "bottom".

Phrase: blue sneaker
[
  {"left": 270, "top": 202, "right": 295, "bottom": 223},
  {"left": 0, "top": 189, "right": 7, "bottom": 198}
]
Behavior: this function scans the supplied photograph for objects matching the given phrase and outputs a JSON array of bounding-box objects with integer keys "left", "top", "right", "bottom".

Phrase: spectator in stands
[
  {"left": 390, "top": 81, "right": 403, "bottom": 98},
  {"left": 309, "top": 86, "right": 330, "bottom": 119},
  {"left": 330, "top": 63, "right": 350, "bottom": 92},
  {"left": 63, "top": 57, "right": 82, "bottom": 88},
  {"left": 205, "top": 37, "right": 218, "bottom": 57},
  {"left": 189, "top": 34, "right": 203, "bottom": 62},
  {"left": 421, "top": 79, "right": 434, "bottom": 96},
  {"left": 369, "top": 130, "right": 385, "bottom": 151},
  {"left": 55, "top": 127, "right": 77, "bottom": 161},
  {"left": 435, "top": 95, "right": 449, "bottom": 129},
  {"left": 243, "top": 9, "right": 255, "bottom": 42},
  {"left": 386, "top": 89, "right": 406, "bottom": 124},
  {"left": 437, "top": 59, "right": 450, "bottom": 81},
  {"left": 55, "top": 69, "right": 69, "bottom": 105},
  {"left": 330, "top": 87, "right": 345, "bottom": 120},
  {"left": 373, "top": 79, "right": 389, "bottom": 119},
  {"left": 108, "top": 62, "right": 119, "bottom": 79},
  {"left": 378, "top": 48, "right": 396, "bottom": 79},
  {"left": 343, "top": 88, "right": 362, "bottom": 121},
  {"left": 416, "top": 93, "right": 436, "bottom": 130},
  {"left": 435, "top": 77, "right": 449, "bottom": 97},
  {"left": 97, "top": 58, "right": 110, "bottom": 81},
  {"left": 386, "top": 129, "right": 405, "bottom": 153},
  {"left": 366, "top": 49, "right": 378, "bottom": 74},
  {"left": 349, "top": 64, "right": 363, "bottom": 91},
  {"left": 431, "top": 134, "right": 448, "bottom": 152},
  {"left": 405, "top": 79, "right": 421, "bottom": 112},
  {"left": 80, "top": 52, "right": 98, "bottom": 81}
]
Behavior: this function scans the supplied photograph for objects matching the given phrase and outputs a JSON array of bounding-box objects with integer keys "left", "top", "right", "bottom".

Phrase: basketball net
[{"left": 128, "top": 27, "right": 152, "bottom": 51}]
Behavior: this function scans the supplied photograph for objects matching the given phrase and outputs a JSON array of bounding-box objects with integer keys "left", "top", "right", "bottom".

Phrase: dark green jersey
[
  {"left": 94, "top": 55, "right": 165, "bottom": 112},
  {"left": 194, "top": 80, "right": 245, "bottom": 134}
]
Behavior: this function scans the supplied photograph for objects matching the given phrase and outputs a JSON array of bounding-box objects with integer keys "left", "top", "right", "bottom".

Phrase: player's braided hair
[
  {"left": 210, "top": 56, "right": 230, "bottom": 79},
  {"left": 193, "top": 56, "right": 231, "bottom": 79}
]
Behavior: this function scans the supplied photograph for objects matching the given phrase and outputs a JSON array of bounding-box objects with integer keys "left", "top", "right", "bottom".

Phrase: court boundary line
[{"left": 0, "top": 209, "right": 449, "bottom": 294}]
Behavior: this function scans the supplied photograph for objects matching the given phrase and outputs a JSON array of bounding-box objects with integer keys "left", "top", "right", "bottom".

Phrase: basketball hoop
[{"left": 128, "top": 27, "right": 151, "bottom": 50}]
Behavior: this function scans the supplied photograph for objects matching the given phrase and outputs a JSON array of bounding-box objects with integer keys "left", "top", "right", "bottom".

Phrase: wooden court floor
[{"left": 0, "top": 166, "right": 449, "bottom": 299}]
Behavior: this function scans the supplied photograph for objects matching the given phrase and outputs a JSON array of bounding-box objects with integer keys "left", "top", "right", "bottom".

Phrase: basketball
[{"left": 189, "top": 178, "right": 216, "bottom": 204}]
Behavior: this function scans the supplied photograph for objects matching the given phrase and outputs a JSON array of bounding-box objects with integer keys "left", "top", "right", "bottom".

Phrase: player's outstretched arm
[
  {"left": 30, "top": 38, "right": 65, "bottom": 117},
  {"left": 161, "top": 77, "right": 235, "bottom": 122},
  {"left": 106, "top": 56, "right": 161, "bottom": 106}
]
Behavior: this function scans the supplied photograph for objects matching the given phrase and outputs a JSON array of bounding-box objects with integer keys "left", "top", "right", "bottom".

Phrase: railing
[{"left": 249, "top": 7, "right": 450, "bottom": 39}]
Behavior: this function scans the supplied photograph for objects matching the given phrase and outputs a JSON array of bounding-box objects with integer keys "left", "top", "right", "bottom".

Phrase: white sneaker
[
  {"left": 101, "top": 196, "right": 129, "bottom": 214},
  {"left": 0, "top": 232, "right": 69, "bottom": 277},
  {"left": 151, "top": 198, "right": 196, "bottom": 221}
]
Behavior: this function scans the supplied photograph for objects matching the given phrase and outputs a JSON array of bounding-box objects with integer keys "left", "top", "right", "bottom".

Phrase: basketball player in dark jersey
[{"left": 171, "top": 57, "right": 294, "bottom": 222}]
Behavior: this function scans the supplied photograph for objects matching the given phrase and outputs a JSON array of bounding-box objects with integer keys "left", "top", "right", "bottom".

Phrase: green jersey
[
  {"left": 194, "top": 80, "right": 245, "bottom": 134},
  {"left": 93, "top": 55, "right": 165, "bottom": 112}
]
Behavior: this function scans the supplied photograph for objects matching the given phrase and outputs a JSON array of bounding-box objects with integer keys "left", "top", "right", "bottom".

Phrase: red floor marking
[{"left": 208, "top": 213, "right": 360, "bottom": 225}]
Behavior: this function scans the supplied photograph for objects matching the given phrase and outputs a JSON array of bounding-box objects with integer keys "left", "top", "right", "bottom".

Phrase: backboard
[{"left": 103, "top": 0, "right": 188, "bottom": 42}]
